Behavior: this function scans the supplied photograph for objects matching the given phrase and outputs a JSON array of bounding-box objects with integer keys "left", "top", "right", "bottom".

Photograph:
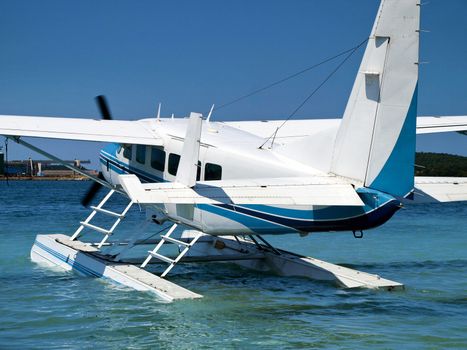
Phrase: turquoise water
[{"left": 1, "top": 181, "right": 466, "bottom": 349}]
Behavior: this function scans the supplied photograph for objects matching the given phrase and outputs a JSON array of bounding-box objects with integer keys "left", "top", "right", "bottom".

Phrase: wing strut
[
  {"left": 8, "top": 136, "right": 119, "bottom": 191},
  {"left": 175, "top": 112, "right": 203, "bottom": 187}
]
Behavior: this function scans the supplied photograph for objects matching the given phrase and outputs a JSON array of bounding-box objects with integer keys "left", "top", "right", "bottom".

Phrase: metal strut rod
[
  {"left": 248, "top": 235, "right": 281, "bottom": 256},
  {"left": 9, "top": 136, "right": 119, "bottom": 191}
]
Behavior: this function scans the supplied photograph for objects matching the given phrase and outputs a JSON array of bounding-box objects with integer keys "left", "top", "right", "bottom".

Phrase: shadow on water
[{"left": 342, "top": 259, "right": 467, "bottom": 270}]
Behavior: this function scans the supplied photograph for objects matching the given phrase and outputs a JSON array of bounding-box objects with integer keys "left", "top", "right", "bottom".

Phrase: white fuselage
[{"left": 99, "top": 117, "right": 400, "bottom": 236}]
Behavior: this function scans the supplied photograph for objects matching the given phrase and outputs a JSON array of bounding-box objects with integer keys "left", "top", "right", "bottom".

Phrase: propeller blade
[
  {"left": 81, "top": 172, "right": 105, "bottom": 207},
  {"left": 96, "top": 95, "right": 112, "bottom": 120}
]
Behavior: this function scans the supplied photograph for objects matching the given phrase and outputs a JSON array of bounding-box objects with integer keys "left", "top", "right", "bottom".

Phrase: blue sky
[{"left": 0, "top": 0, "right": 466, "bottom": 167}]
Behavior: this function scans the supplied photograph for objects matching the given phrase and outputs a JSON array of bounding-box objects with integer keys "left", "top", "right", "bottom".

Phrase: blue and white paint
[{"left": 99, "top": 144, "right": 401, "bottom": 235}]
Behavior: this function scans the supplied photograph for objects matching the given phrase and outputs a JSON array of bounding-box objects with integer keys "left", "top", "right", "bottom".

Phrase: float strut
[{"left": 352, "top": 230, "right": 364, "bottom": 239}]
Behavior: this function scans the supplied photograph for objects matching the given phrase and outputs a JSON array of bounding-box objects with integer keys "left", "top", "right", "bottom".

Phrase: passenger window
[
  {"left": 168, "top": 153, "right": 180, "bottom": 176},
  {"left": 136, "top": 145, "right": 146, "bottom": 164},
  {"left": 205, "top": 163, "right": 222, "bottom": 181},
  {"left": 123, "top": 145, "right": 132, "bottom": 160},
  {"left": 168, "top": 154, "right": 202, "bottom": 179},
  {"left": 151, "top": 147, "right": 166, "bottom": 172}
]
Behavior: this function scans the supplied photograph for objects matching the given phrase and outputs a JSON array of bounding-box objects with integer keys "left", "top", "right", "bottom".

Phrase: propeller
[
  {"left": 81, "top": 172, "right": 106, "bottom": 207},
  {"left": 96, "top": 95, "right": 112, "bottom": 120},
  {"left": 81, "top": 95, "right": 113, "bottom": 206}
]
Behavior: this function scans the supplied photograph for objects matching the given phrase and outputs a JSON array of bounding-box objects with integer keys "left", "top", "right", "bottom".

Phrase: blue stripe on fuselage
[
  {"left": 99, "top": 144, "right": 400, "bottom": 233},
  {"left": 100, "top": 145, "right": 164, "bottom": 183}
]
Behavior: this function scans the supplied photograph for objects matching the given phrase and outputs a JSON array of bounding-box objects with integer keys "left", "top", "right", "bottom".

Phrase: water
[{"left": 0, "top": 181, "right": 466, "bottom": 349}]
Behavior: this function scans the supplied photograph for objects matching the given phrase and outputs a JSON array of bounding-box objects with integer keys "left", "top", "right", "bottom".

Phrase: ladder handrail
[
  {"left": 70, "top": 189, "right": 116, "bottom": 241},
  {"left": 97, "top": 200, "right": 134, "bottom": 248},
  {"left": 161, "top": 233, "right": 202, "bottom": 277},
  {"left": 140, "top": 224, "right": 204, "bottom": 278},
  {"left": 70, "top": 189, "right": 134, "bottom": 249},
  {"left": 141, "top": 224, "right": 178, "bottom": 268}
]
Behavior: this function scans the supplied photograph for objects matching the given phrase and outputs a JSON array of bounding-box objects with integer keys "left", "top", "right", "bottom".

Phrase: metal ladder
[
  {"left": 141, "top": 224, "right": 203, "bottom": 277},
  {"left": 70, "top": 189, "right": 134, "bottom": 248}
]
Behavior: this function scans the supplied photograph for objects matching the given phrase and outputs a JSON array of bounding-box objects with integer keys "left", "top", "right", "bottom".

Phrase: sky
[{"left": 0, "top": 0, "right": 466, "bottom": 168}]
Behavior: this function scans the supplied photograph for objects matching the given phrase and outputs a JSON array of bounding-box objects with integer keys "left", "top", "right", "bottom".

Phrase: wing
[
  {"left": 416, "top": 116, "right": 467, "bottom": 134},
  {"left": 412, "top": 177, "right": 467, "bottom": 203},
  {"left": 2, "top": 114, "right": 464, "bottom": 146},
  {"left": 0, "top": 115, "right": 163, "bottom": 145},
  {"left": 224, "top": 116, "right": 467, "bottom": 139},
  {"left": 119, "top": 174, "right": 364, "bottom": 206}
]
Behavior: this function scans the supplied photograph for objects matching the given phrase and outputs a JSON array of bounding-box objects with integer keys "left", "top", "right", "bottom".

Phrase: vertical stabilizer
[{"left": 331, "top": 0, "right": 420, "bottom": 197}]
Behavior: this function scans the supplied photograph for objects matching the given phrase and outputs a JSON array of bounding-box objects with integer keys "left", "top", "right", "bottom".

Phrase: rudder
[{"left": 331, "top": 0, "right": 420, "bottom": 198}]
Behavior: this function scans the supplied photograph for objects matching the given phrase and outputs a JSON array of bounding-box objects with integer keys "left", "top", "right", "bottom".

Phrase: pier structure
[{"left": 0, "top": 158, "right": 96, "bottom": 179}]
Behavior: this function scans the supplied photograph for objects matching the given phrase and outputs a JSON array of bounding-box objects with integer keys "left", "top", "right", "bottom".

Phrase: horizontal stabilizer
[
  {"left": 411, "top": 177, "right": 467, "bottom": 203},
  {"left": 224, "top": 116, "right": 467, "bottom": 141},
  {"left": 416, "top": 116, "right": 467, "bottom": 134},
  {"left": 119, "top": 175, "right": 365, "bottom": 206}
]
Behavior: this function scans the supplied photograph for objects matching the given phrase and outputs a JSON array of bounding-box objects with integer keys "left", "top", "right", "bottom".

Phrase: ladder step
[
  {"left": 90, "top": 206, "right": 123, "bottom": 218},
  {"left": 162, "top": 235, "right": 190, "bottom": 247},
  {"left": 148, "top": 251, "right": 175, "bottom": 264},
  {"left": 80, "top": 222, "right": 111, "bottom": 235}
]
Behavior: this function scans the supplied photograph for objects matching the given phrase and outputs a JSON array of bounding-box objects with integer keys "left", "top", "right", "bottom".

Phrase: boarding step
[
  {"left": 79, "top": 222, "right": 111, "bottom": 235},
  {"left": 141, "top": 224, "right": 204, "bottom": 277},
  {"left": 90, "top": 206, "right": 124, "bottom": 218},
  {"left": 161, "top": 235, "right": 190, "bottom": 247},
  {"left": 148, "top": 252, "right": 175, "bottom": 264},
  {"left": 71, "top": 189, "right": 134, "bottom": 249}
]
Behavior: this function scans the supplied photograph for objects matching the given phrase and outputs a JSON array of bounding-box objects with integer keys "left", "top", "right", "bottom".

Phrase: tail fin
[{"left": 331, "top": 0, "right": 420, "bottom": 197}]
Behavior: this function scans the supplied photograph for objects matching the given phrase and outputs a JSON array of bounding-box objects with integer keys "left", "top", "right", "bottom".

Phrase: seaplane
[{"left": 1, "top": 0, "right": 466, "bottom": 302}]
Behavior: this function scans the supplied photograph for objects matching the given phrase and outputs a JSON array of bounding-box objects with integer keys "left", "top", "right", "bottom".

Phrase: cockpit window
[
  {"left": 168, "top": 153, "right": 180, "bottom": 176},
  {"left": 136, "top": 145, "right": 146, "bottom": 164},
  {"left": 205, "top": 163, "right": 222, "bottom": 181},
  {"left": 123, "top": 145, "right": 132, "bottom": 160},
  {"left": 151, "top": 147, "right": 166, "bottom": 172}
]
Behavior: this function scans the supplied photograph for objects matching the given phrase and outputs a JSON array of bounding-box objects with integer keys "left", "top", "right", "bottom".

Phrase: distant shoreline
[{"left": 0, "top": 176, "right": 90, "bottom": 181}]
